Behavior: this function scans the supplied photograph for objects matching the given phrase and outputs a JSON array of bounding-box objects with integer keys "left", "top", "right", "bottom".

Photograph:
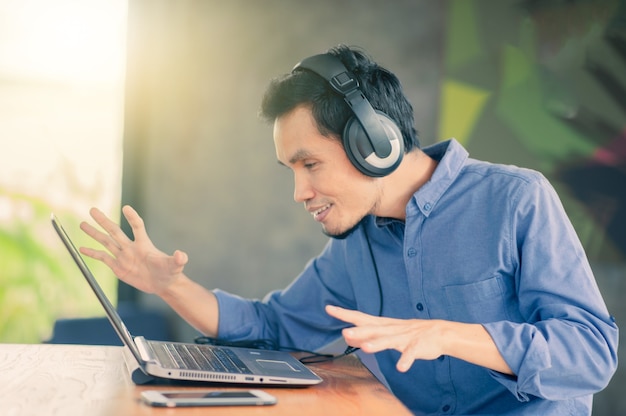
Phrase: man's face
[{"left": 274, "top": 105, "right": 382, "bottom": 237}]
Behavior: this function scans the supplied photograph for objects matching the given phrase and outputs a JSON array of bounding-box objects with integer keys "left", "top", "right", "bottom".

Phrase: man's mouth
[{"left": 311, "top": 204, "right": 331, "bottom": 222}]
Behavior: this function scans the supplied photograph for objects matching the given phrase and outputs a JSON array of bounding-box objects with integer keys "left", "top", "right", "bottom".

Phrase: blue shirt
[{"left": 215, "top": 139, "right": 618, "bottom": 415}]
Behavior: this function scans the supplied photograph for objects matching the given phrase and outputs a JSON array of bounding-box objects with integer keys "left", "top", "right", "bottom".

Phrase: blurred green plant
[{"left": 0, "top": 187, "right": 118, "bottom": 343}]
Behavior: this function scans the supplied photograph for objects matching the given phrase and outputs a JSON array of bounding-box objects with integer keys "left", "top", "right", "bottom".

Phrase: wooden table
[{"left": 0, "top": 343, "right": 411, "bottom": 415}]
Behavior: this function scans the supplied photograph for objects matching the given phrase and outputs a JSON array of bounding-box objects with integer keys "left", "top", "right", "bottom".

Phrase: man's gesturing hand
[
  {"left": 79, "top": 205, "right": 188, "bottom": 296},
  {"left": 325, "top": 305, "right": 446, "bottom": 372},
  {"left": 325, "top": 305, "right": 513, "bottom": 375}
]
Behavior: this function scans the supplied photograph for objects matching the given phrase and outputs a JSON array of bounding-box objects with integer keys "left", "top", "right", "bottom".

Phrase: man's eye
[{"left": 303, "top": 162, "right": 317, "bottom": 169}]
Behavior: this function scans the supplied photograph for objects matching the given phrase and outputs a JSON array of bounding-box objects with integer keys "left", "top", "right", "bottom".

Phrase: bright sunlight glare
[
  {"left": 0, "top": 0, "right": 127, "bottom": 216},
  {"left": 0, "top": 0, "right": 127, "bottom": 84}
]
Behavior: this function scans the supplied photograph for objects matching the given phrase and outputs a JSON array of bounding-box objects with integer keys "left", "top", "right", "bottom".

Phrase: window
[{"left": 0, "top": 0, "right": 127, "bottom": 343}]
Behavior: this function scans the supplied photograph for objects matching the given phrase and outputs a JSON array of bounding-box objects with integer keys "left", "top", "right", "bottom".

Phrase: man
[{"left": 80, "top": 45, "right": 618, "bottom": 415}]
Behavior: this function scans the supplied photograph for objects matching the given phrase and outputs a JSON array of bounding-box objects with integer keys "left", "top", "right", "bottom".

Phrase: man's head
[
  {"left": 260, "top": 45, "right": 419, "bottom": 155},
  {"left": 261, "top": 45, "right": 419, "bottom": 237}
]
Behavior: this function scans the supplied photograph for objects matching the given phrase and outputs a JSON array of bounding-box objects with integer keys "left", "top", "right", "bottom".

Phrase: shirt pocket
[{"left": 443, "top": 275, "right": 510, "bottom": 323}]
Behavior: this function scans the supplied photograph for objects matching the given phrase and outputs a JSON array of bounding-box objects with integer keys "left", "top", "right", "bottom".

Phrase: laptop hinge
[{"left": 134, "top": 336, "right": 157, "bottom": 363}]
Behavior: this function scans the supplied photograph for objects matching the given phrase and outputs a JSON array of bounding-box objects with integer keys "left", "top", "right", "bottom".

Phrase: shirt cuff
[{"left": 213, "top": 289, "right": 262, "bottom": 340}]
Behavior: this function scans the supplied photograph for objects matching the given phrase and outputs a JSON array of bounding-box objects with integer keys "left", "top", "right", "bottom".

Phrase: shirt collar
[
  {"left": 372, "top": 139, "right": 468, "bottom": 226},
  {"left": 408, "top": 138, "right": 469, "bottom": 218}
]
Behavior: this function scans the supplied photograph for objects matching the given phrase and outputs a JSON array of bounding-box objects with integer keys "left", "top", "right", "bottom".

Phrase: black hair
[{"left": 259, "top": 44, "right": 420, "bottom": 151}]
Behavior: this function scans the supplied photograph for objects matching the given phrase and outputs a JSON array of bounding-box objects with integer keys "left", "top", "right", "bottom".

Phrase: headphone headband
[{"left": 294, "top": 54, "right": 360, "bottom": 95}]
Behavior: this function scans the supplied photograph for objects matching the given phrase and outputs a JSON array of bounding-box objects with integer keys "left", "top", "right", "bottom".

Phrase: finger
[
  {"left": 80, "top": 246, "right": 133, "bottom": 281},
  {"left": 396, "top": 340, "right": 425, "bottom": 372},
  {"left": 342, "top": 325, "right": 401, "bottom": 353},
  {"left": 341, "top": 330, "right": 380, "bottom": 354},
  {"left": 325, "top": 305, "right": 378, "bottom": 326},
  {"left": 122, "top": 205, "right": 149, "bottom": 241},
  {"left": 80, "top": 220, "right": 122, "bottom": 253},
  {"left": 396, "top": 353, "right": 414, "bottom": 373},
  {"left": 89, "top": 207, "right": 131, "bottom": 245},
  {"left": 79, "top": 246, "right": 118, "bottom": 270},
  {"left": 167, "top": 250, "right": 189, "bottom": 275},
  {"left": 172, "top": 250, "right": 189, "bottom": 268}
]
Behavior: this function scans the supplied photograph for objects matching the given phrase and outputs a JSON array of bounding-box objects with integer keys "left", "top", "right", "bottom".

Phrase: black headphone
[{"left": 293, "top": 53, "right": 404, "bottom": 177}]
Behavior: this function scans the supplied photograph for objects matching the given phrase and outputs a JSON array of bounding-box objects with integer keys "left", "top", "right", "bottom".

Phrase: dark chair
[{"left": 46, "top": 302, "right": 171, "bottom": 345}]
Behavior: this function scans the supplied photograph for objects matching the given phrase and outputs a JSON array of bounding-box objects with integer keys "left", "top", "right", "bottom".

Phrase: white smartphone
[{"left": 140, "top": 389, "right": 277, "bottom": 407}]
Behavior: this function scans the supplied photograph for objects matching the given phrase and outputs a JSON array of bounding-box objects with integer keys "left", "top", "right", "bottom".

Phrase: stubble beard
[
  {"left": 322, "top": 219, "right": 363, "bottom": 240},
  {"left": 322, "top": 198, "right": 380, "bottom": 240}
]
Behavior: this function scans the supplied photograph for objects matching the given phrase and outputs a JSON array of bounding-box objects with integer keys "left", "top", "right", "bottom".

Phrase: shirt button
[
  {"left": 424, "top": 203, "right": 431, "bottom": 211},
  {"left": 416, "top": 303, "right": 424, "bottom": 311},
  {"left": 407, "top": 248, "right": 417, "bottom": 257},
  {"left": 442, "top": 404, "right": 451, "bottom": 412}
]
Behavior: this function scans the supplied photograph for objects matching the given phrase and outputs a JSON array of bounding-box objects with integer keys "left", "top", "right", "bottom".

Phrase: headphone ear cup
[{"left": 343, "top": 111, "right": 404, "bottom": 177}]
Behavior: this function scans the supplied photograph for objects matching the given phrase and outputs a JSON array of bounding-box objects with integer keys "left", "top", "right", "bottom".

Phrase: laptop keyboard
[{"left": 153, "top": 342, "right": 252, "bottom": 374}]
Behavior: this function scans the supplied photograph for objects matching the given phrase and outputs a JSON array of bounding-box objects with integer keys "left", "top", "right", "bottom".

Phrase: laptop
[{"left": 51, "top": 213, "right": 323, "bottom": 386}]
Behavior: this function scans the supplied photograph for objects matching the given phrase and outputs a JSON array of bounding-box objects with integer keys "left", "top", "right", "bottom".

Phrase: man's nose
[{"left": 293, "top": 173, "right": 314, "bottom": 203}]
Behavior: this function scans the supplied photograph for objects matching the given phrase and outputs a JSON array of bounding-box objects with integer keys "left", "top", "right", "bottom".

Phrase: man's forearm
[
  {"left": 441, "top": 321, "right": 513, "bottom": 375},
  {"left": 158, "top": 275, "right": 220, "bottom": 337}
]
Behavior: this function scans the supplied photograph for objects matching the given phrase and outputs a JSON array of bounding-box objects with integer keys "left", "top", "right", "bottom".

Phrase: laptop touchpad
[{"left": 256, "top": 359, "right": 300, "bottom": 372}]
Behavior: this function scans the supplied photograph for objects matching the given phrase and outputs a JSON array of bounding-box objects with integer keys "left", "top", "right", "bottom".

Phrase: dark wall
[{"left": 121, "top": 1, "right": 625, "bottom": 414}]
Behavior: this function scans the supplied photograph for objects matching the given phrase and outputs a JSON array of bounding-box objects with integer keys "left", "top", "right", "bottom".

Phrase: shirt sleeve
[
  {"left": 482, "top": 174, "right": 618, "bottom": 401},
  {"left": 213, "top": 238, "right": 357, "bottom": 352}
]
